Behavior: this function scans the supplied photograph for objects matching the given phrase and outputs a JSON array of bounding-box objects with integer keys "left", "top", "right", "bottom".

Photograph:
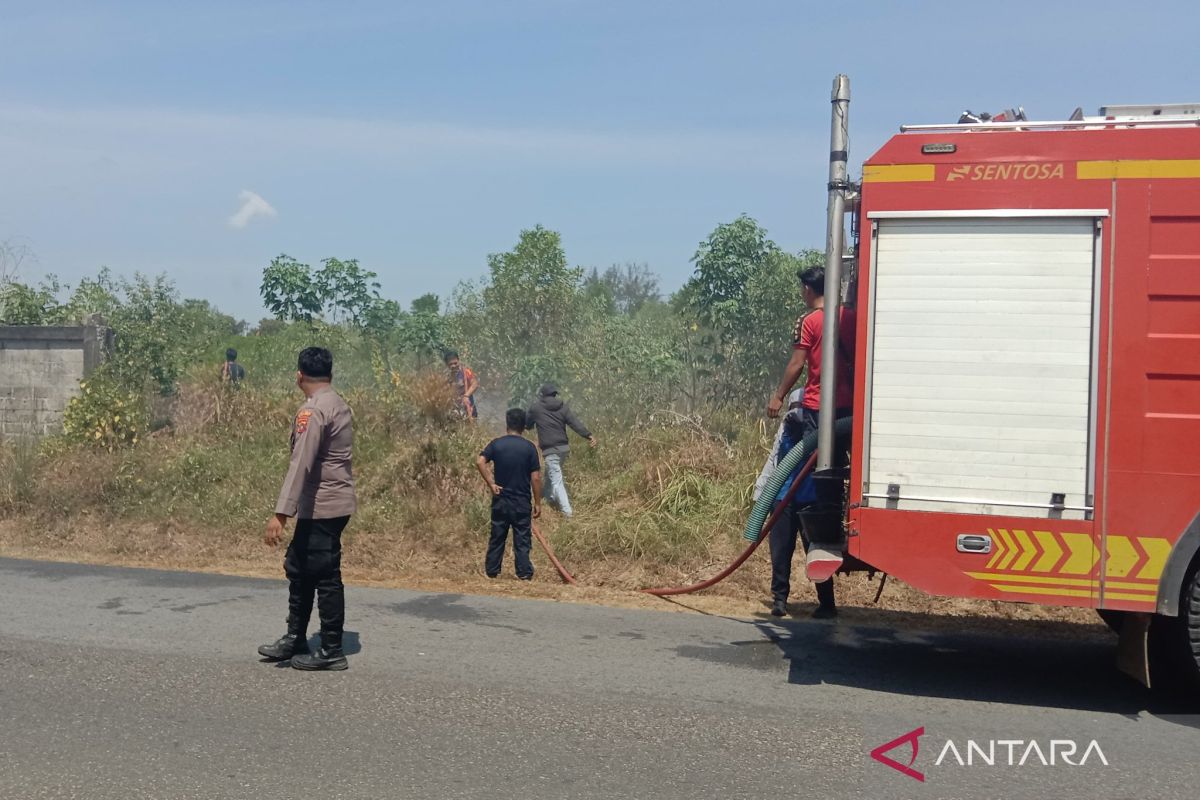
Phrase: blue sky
[{"left": 1, "top": 1, "right": 1197, "bottom": 322}]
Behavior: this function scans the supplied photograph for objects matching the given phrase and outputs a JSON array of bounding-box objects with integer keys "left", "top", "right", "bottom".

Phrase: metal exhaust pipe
[{"left": 817, "top": 74, "right": 850, "bottom": 473}]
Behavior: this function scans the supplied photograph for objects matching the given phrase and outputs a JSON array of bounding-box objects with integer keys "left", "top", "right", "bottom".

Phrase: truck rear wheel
[
  {"left": 1182, "top": 565, "right": 1200, "bottom": 688},
  {"left": 1148, "top": 564, "right": 1200, "bottom": 693}
]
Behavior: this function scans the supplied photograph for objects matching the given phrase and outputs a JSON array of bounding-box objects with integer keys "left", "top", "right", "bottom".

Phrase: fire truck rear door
[{"left": 862, "top": 212, "right": 1102, "bottom": 521}]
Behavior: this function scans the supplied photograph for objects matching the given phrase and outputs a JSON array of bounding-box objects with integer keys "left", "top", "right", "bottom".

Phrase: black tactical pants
[
  {"left": 487, "top": 499, "right": 533, "bottom": 579},
  {"left": 284, "top": 516, "right": 350, "bottom": 649}
]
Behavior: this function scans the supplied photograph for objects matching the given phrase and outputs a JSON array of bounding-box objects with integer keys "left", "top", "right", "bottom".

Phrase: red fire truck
[{"left": 817, "top": 79, "right": 1200, "bottom": 689}]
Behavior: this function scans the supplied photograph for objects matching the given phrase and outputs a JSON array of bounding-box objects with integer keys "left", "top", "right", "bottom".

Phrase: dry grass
[
  {"left": 0, "top": 379, "right": 1103, "bottom": 636},
  {"left": 0, "top": 515, "right": 1101, "bottom": 639}
]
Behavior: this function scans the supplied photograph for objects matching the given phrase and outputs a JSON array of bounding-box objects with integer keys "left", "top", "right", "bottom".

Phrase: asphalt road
[{"left": 0, "top": 558, "right": 1196, "bottom": 800}]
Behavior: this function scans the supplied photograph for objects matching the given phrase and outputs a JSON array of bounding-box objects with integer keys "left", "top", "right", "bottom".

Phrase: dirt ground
[{"left": 0, "top": 518, "right": 1106, "bottom": 640}]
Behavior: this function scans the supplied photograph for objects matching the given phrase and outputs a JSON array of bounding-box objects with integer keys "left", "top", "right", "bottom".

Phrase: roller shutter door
[{"left": 864, "top": 217, "right": 1097, "bottom": 519}]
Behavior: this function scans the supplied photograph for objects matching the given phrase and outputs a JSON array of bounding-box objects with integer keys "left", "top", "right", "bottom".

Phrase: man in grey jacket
[{"left": 525, "top": 383, "right": 596, "bottom": 518}]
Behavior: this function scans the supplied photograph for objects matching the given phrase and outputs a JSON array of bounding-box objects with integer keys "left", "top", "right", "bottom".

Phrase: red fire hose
[
  {"left": 640, "top": 452, "right": 818, "bottom": 597},
  {"left": 525, "top": 451, "right": 818, "bottom": 593},
  {"left": 531, "top": 522, "right": 578, "bottom": 585}
]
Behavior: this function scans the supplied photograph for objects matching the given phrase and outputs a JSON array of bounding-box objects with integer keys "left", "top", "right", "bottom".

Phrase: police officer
[{"left": 258, "top": 347, "right": 357, "bottom": 670}]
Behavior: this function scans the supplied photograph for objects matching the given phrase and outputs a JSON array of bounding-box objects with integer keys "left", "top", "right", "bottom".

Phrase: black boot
[
  {"left": 770, "top": 599, "right": 788, "bottom": 617},
  {"left": 291, "top": 645, "right": 348, "bottom": 671},
  {"left": 258, "top": 614, "right": 310, "bottom": 661},
  {"left": 292, "top": 629, "right": 348, "bottom": 671},
  {"left": 257, "top": 633, "right": 310, "bottom": 661},
  {"left": 812, "top": 579, "right": 838, "bottom": 619}
]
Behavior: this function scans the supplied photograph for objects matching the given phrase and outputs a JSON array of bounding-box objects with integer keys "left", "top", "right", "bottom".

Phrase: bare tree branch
[{"left": 0, "top": 239, "right": 36, "bottom": 285}]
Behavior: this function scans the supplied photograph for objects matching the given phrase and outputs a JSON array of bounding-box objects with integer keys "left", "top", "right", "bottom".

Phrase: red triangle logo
[{"left": 870, "top": 726, "right": 925, "bottom": 782}]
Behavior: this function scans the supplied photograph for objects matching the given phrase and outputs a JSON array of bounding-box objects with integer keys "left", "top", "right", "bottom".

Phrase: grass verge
[{"left": 0, "top": 380, "right": 1103, "bottom": 636}]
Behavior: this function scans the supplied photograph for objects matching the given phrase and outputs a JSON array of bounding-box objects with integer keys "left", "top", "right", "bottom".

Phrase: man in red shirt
[{"left": 765, "top": 265, "right": 856, "bottom": 618}]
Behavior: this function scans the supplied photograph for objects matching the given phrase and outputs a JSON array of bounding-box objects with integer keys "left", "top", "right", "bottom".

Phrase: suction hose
[
  {"left": 743, "top": 417, "right": 852, "bottom": 542},
  {"left": 640, "top": 415, "right": 853, "bottom": 597}
]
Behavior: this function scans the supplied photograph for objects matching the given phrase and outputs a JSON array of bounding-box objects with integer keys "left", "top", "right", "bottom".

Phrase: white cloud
[{"left": 228, "top": 190, "right": 277, "bottom": 229}]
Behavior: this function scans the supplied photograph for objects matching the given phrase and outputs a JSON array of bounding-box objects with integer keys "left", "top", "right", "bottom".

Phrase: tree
[
  {"left": 254, "top": 317, "right": 288, "bottom": 336},
  {"left": 741, "top": 248, "right": 820, "bottom": 393},
  {"left": 440, "top": 225, "right": 588, "bottom": 403},
  {"left": 677, "top": 215, "right": 776, "bottom": 331},
  {"left": 483, "top": 225, "right": 583, "bottom": 355},
  {"left": 62, "top": 268, "right": 120, "bottom": 323},
  {"left": 582, "top": 263, "right": 661, "bottom": 316},
  {"left": 604, "top": 262, "right": 661, "bottom": 315},
  {"left": 260, "top": 254, "right": 386, "bottom": 329},
  {"left": 410, "top": 293, "right": 440, "bottom": 315},
  {"left": 0, "top": 267, "right": 235, "bottom": 394},
  {"left": 675, "top": 215, "right": 810, "bottom": 408},
  {"left": 566, "top": 307, "right": 684, "bottom": 426},
  {"left": 315, "top": 257, "right": 381, "bottom": 326},
  {"left": 260, "top": 254, "right": 321, "bottom": 322},
  {"left": 362, "top": 297, "right": 403, "bottom": 339},
  {"left": 394, "top": 295, "right": 447, "bottom": 368},
  {"left": 582, "top": 268, "right": 617, "bottom": 315},
  {"left": 107, "top": 274, "right": 193, "bottom": 394},
  {"left": 0, "top": 275, "right": 64, "bottom": 325}
]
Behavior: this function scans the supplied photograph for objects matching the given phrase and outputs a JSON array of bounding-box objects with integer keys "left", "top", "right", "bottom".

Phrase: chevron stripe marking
[
  {"left": 1136, "top": 537, "right": 1171, "bottom": 581},
  {"left": 1031, "top": 530, "right": 1063, "bottom": 573},
  {"left": 996, "top": 529, "right": 1020, "bottom": 571},
  {"left": 1011, "top": 529, "right": 1038, "bottom": 572},
  {"left": 1105, "top": 535, "right": 1141, "bottom": 579},
  {"left": 1059, "top": 532, "right": 1098, "bottom": 575},
  {"left": 985, "top": 528, "right": 1006, "bottom": 570}
]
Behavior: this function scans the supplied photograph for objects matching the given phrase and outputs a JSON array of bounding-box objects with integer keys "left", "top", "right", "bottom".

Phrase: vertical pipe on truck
[{"left": 817, "top": 74, "right": 851, "bottom": 472}]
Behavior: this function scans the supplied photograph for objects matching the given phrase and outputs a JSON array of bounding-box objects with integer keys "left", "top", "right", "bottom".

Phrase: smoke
[{"left": 228, "top": 190, "right": 277, "bottom": 229}]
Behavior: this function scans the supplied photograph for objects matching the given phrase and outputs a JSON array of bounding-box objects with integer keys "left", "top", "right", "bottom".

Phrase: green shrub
[{"left": 63, "top": 372, "right": 149, "bottom": 451}]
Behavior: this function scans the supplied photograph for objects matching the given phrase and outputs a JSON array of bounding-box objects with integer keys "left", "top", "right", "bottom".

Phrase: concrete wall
[{"left": 0, "top": 325, "right": 112, "bottom": 441}]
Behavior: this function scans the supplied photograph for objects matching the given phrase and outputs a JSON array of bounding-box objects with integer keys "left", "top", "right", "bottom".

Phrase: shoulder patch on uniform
[{"left": 295, "top": 409, "right": 314, "bottom": 434}]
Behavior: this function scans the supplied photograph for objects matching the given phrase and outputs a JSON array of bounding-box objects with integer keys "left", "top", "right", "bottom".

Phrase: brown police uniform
[{"left": 275, "top": 386, "right": 356, "bottom": 652}]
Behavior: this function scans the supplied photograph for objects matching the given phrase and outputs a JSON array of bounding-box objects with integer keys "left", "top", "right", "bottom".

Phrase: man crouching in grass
[
  {"left": 258, "top": 347, "right": 357, "bottom": 671},
  {"left": 476, "top": 408, "right": 542, "bottom": 580}
]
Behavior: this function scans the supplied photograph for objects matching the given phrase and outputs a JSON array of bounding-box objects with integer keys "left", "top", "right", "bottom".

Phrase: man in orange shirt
[{"left": 444, "top": 350, "right": 479, "bottom": 421}]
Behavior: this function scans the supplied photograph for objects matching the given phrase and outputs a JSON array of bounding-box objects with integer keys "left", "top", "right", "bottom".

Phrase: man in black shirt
[
  {"left": 476, "top": 408, "right": 542, "bottom": 580},
  {"left": 221, "top": 348, "right": 246, "bottom": 386}
]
